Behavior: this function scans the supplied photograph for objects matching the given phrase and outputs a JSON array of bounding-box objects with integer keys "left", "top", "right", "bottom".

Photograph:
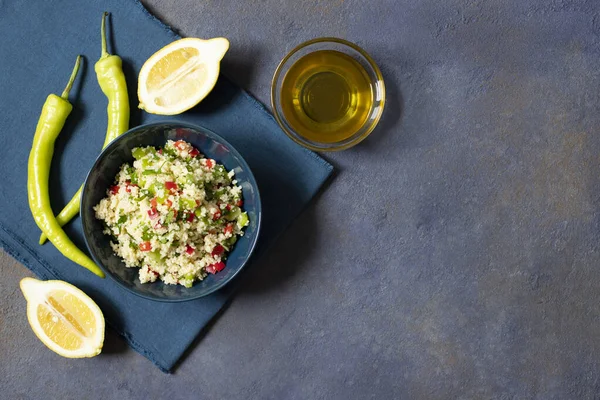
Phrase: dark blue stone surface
[{"left": 3, "top": 0, "right": 600, "bottom": 398}]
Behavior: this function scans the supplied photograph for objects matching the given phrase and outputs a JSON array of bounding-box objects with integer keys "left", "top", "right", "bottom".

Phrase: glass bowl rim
[{"left": 270, "top": 37, "right": 386, "bottom": 152}]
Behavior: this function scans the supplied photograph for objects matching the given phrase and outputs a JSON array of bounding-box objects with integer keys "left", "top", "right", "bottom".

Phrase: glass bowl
[{"left": 271, "top": 37, "right": 385, "bottom": 151}]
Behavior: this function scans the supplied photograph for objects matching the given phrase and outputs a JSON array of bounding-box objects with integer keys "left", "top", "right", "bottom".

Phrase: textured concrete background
[{"left": 3, "top": 0, "right": 600, "bottom": 398}]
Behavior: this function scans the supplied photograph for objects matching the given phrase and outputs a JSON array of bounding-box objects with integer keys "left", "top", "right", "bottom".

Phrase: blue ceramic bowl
[{"left": 81, "top": 122, "right": 262, "bottom": 302}]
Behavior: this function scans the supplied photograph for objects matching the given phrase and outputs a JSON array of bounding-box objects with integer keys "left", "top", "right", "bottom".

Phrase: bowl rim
[
  {"left": 270, "top": 37, "right": 386, "bottom": 152},
  {"left": 81, "top": 120, "right": 262, "bottom": 302}
]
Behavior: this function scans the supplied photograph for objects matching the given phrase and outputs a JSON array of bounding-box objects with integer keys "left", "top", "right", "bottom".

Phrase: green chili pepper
[
  {"left": 27, "top": 56, "right": 104, "bottom": 278},
  {"left": 39, "top": 12, "right": 129, "bottom": 245}
]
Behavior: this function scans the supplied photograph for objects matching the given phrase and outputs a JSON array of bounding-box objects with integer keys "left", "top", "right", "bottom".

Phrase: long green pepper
[
  {"left": 27, "top": 56, "right": 104, "bottom": 278},
  {"left": 40, "top": 12, "right": 129, "bottom": 245}
]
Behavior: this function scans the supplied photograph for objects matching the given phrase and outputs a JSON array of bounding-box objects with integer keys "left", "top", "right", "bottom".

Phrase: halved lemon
[
  {"left": 19, "top": 278, "right": 105, "bottom": 358},
  {"left": 138, "top": 37, "right": 229, "bottom": 115}
]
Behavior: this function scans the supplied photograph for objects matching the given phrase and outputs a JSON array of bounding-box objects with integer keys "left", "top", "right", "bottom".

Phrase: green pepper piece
[
  {"left": 132, "top": 147, "right": 147, "bottom": 160},
  {"left": 214, "top": 188, "right": 226, "bottom": 200},
  {"left": 148, "top": 249, "right": 163, "bottom": 264},
  {"left": 141, "top": 227, "right": 153, "bottom": 241},
  {"left": 225, "top": 207, "right": 241, "bottom": 221},
  {"left": 237, "top": 212, "right": 249, "bottom": 228},
  {"left": 147, "top": 183, "right": 157, "bottom": 196},
  {"left": 164, "top": 209, "right": 176, "bottom": 224},
  {"left": 226, "top": 236, "right": 237, "bottom": 247},
  {"left": 163, "top": 146, "right": 177, "bottom": 159},
  {"left": 126, "top": 166, "right": 139, "bottom": 185},
  {"left": 135, "top": 191, "right": 148, "bottom": 201},
  {"left": 180, "top": 198, "right": 196, "bottom": 210},
  {"left": 156, "top": 190, "right": 168, "bottom": 204}
]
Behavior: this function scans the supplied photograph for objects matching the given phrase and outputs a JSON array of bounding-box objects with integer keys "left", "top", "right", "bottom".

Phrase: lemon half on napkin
[
  {"left": 20, "top": 278, "right": 105, "bottom": 358},
  {"left": 138, "top": 37, "right": 229, "bottom": 115}
]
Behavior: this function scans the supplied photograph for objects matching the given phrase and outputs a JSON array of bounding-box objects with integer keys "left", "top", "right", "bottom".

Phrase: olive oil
[{"left": 280, "top": 50, "right": 373, "bottom": 143}]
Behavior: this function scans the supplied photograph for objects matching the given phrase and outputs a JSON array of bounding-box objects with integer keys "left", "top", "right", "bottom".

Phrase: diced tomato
[
  {"left": 215, "top": 262, "right": 225, "bottom": 272},
  {"left": 165, "top": 199, "right": 173, "bottom": 208},
  {"left": 165, "top": 181, "right": 178, "bottom": 193},
  {"left": 147, "top": 208, "right": 159, "bottom": 220},
  {"left": 186, "top": 213, "right": 194, "bottom": 223},
  {"left": 206, "top": 262, "right": 226, "bottom": 274},
  {"left": 173, "top": 209, "right": 178, "bottom": 219},
  {"left": 189, "top": 148, "right": 199, "bottom": 158},
  {"left": 211, "top": 244, "right": 224, "bottom": 257},
  {"left": 174, "top": 140, "right": 187, "bottom": 151},
  {"left": 225, "top": 204, "right": 231, "bottom": 211},
  {"left": 125, "top": 180, "right": 137, "bottom": 193},
  {"left": 185, "top": 244, "right": 195, "bottom": 255},
  {"left": 158, "top": 148, "right": 163, "bottom": 155},
  {"left": 236, "top": 200, "right": 243, "bottom": 207},
  {"left": 205, "top": 159, "right": 214, "bottom": 169},
  {"left": 139, "top": 241, "right": 152, "bottom": 251},
  {"left": 212, "top": 209, "right": 222, "bottom": 220},
  {"left": 150, "top": 198, "right": 158, "bottom": 209},
  {"left": 224, "top": 224, "right": 234, "bottom": 235},
  {"left": 195, "top": 199, "right": 201, "bottom": 206},
  {"left": 110, "top": 185, "right": 120, "bottom": 195}
]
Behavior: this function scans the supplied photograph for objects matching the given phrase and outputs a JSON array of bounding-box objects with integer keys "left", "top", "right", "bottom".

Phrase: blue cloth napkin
[{"left": 0, "top": 0, "right": 332, "bottom": 372}]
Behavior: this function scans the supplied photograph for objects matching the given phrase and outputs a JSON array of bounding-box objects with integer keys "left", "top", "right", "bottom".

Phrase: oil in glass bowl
[{"left": 280, "top": 50, "right": 373, "bottom": 144}]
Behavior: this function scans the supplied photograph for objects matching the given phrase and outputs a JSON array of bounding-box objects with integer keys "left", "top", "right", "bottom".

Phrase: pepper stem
[
  {"left": 61, "top": 55, "right": 82, "bottom": 100},
  {"left": 101, "top": 11, "right": 110, "bottom": 58}
]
